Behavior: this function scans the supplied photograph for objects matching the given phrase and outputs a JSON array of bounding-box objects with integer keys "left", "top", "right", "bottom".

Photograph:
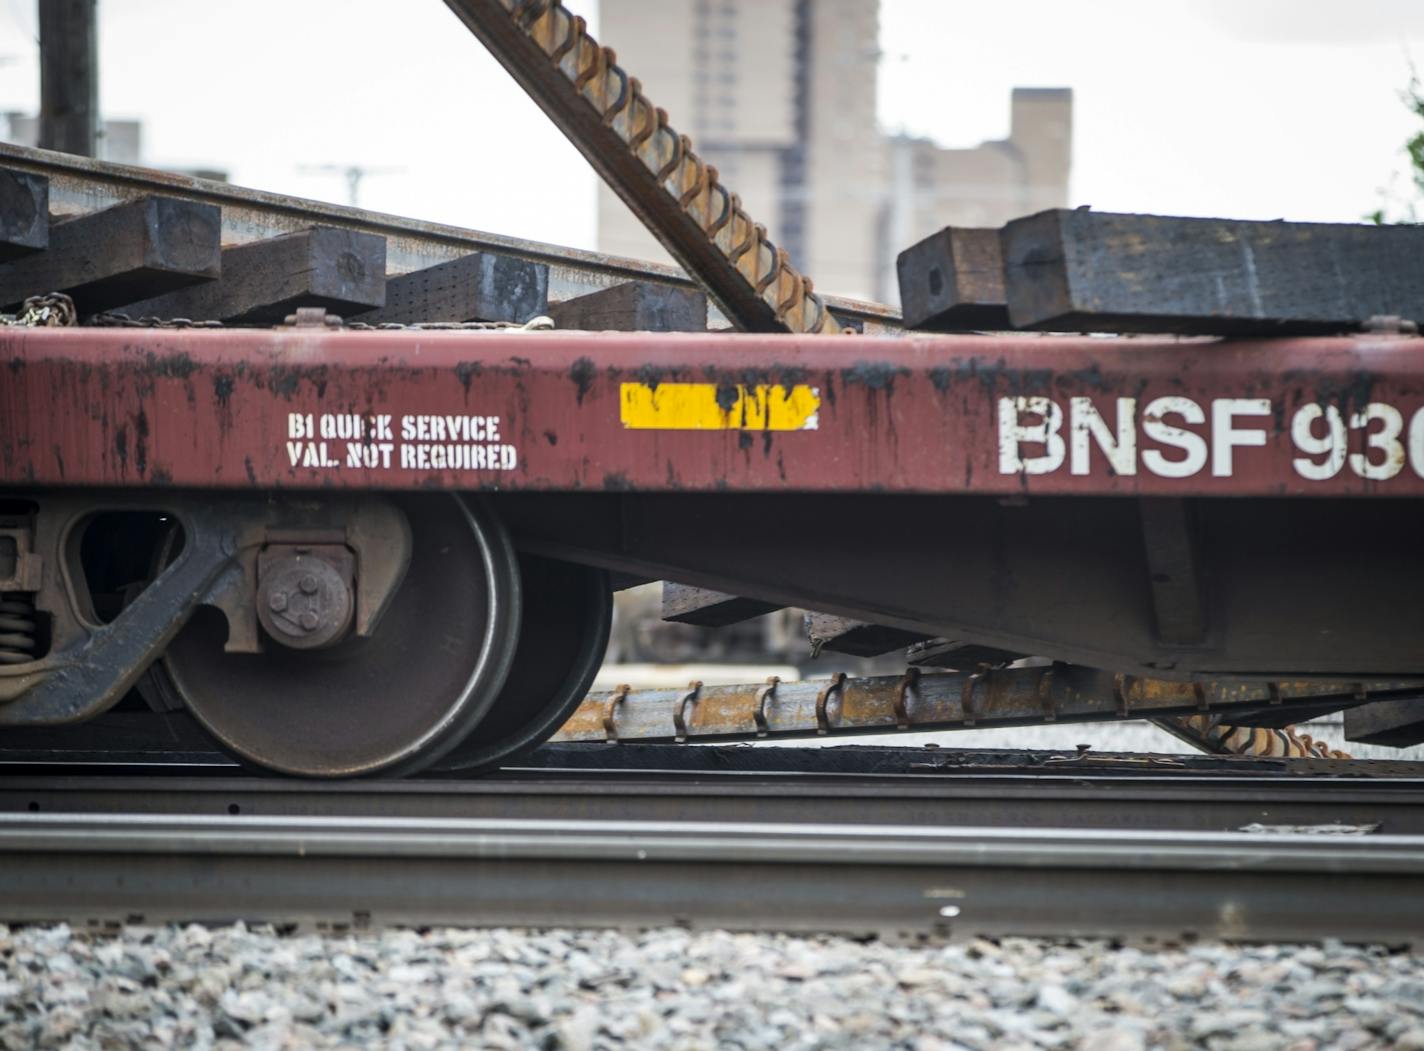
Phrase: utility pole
[
  {"left": 297, "top": 164, "right": 403, "bottom": 208},
  {"left": 38, "top": 0, "right": 98, "bottom": 157}
]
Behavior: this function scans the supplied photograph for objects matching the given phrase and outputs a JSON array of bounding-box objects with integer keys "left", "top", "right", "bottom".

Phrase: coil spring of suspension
[{"left": 0, "top": 593, "right": 38, "bottom": 664}]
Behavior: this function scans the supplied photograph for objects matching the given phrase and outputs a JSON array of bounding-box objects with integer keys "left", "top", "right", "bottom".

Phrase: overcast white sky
[{"left": 2, "top": 0, "right": 1423, "bottom": 291}]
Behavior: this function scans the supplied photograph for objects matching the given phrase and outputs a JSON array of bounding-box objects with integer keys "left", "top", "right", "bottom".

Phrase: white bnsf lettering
[
  {"left": 1140, "top": 396, "right": 1206, "bottom": 478},
  {"left": 284, "top": 412, "right": 517, "bottom": 473},
  {"left": 1210, "top": 398, "right": 1270, "bottom": 476},
  {"left": 997, "top": 397, "right": 1424, "bottom": 482},
  {"left": 1070, "top": 397, "right": 1136, "bottom": 476},
  {"left": 998, "top": 396, "right": 1065, "bottom": 474}
]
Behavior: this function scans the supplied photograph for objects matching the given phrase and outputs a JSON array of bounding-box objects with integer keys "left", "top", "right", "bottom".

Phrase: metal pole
[{"left": 37, "top": 0, "right": 98, "bottom": 157}]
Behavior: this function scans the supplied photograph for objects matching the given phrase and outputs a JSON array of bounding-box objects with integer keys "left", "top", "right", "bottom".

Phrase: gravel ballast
[{"left": 3, "top": 924, "right": 1423, "bottom": 1050}]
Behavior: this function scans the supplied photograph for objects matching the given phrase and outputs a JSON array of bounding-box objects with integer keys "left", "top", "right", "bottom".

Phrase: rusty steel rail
[
  {"left": 4, "top": 810, "right": 1424, "bottom": 939},
  {"left": 0, "top": 143, "right": 897, "bottom": 333},
  {"left": 442, "top": 0, "right": 841, "bottom": 335},
  {"left": 555, "top": 668, "right": 1424, "bottom": 744}
]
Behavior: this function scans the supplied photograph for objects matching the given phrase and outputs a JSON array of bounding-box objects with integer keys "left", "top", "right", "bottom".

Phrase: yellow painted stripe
[{"left": 620, "top": 382, "right": 820, "bottom": 431}]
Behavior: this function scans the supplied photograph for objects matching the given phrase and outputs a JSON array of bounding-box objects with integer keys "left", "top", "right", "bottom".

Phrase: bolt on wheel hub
[{"left": 256, "top": 547, "right": 354, "bottom": 650}]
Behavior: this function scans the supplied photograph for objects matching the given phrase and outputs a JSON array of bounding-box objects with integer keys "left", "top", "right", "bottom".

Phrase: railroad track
[
  {"left": 0, "top": 142, "right": 897, "bottom": 332},
  {"left": 8, "top": 712, "right": 1424, "bottom": 775},
  {"left": 4, "top": 758, "right": 1424, "bottom": 942}
]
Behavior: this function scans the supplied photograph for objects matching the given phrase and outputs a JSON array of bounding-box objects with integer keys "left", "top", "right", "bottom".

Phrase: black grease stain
[
  {"left": 543, "top": 430, "right": 559, "bottom": 446},
  {"left": 1066, "top": 362, "right": 1107, "bottom": 391},
  {"left": 113, "top": 425, "right": 128, "bottom": 471},
  {"left": 570, "top": 357, "right": 596, "bottom": 405},
  {"left": 636, "top": 362, "right": 667, "bottom": 390},
  {"left": 715, "top": 384, "right": 739, "bottom": 413},
  {"left": 840, "top": 362, "right": 908, "bottom": 392},
  {"left": 602, "top": 471, "right": 630, "bottom": 491},
  {"left": 143, "top": 351, "right": 199, "bottom": 380},
  {"left": 134, "top": 410, "right": 150, "bottom": 477},
  {"left": 738, "top": 432, "right": 753, "bottom": 451},
  {"left": 213, "top": 374, "right": 235, "bottom": 406},
  {"left": 776, "top": 365, "right": 808, "bottom": 389},
  {"left": 455, "top": 361, "right": 483, "bottom": 393},
  {"left": 244, "top": 457, "right": 257, "bottom": 486},
  {"left": 270, "top": 368, "right": 301, "bottom": 399},
  {"left": 1298, "top": 369, "right": 1377, "bottom": 418},
  {"left": 1014, "top": 366, "right": 1054, "bottom": 394}
]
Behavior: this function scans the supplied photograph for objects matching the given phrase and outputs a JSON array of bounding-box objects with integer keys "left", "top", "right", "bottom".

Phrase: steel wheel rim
[
  {"left": 162, "top": 493, "right": 521, "bottom": 778},
  {"left": 436, "top": 551, "right": 611, "bottom": 773}
]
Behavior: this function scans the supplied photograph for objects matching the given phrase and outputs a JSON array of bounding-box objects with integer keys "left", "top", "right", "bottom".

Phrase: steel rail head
[{"left": 441, "top": 0, "right": 844, "bottom": 335}]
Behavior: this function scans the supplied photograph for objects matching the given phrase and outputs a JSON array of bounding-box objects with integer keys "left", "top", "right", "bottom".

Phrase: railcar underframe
[{"left": 1, "top": 322, "right": 1422, "bottom": 775}]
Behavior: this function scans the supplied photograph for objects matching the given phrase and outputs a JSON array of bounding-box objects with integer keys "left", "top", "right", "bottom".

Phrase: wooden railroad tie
[
  {"left": 0, "top": 168, "right": 49, "bottom": 264},
  {"left": 350, "top": 251, "right": 549, "bottom": 326},
  {"left": 549, "top": 280, "right": 708, "bottom": 332},
  {"left": 896, "top": 226, "right": 1009, "bottom": 332},
  {"left": 118, "top": 226, "right": 387, "bottom": 325},
  {"left": 898, "top": 209, "right": 1424, "bottom": 336},
  {"left": 0, "top": 193, "right": 220, "bottom": 314}
]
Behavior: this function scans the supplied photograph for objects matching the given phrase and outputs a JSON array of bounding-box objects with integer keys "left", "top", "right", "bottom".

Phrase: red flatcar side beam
[{"left": 2, "top": 328, "right": 1422, "bottom": 496}]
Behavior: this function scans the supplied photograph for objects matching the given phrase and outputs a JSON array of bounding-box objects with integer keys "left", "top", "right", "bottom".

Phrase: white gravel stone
[{"left": 1, "top": 924, "right": 1422, "bottom": 1049}]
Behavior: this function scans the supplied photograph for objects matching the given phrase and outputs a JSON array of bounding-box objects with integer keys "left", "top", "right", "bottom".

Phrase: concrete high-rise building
[{"left": 597, "top": 0, "right": 1071, "bottom": 306}]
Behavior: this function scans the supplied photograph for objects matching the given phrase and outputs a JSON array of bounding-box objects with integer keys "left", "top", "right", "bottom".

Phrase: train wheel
[
  {"left": 435, "top": 551, "right": 611, "bottom": 773},
  {"left": 160, "top": 494, "right": 521, "bottom": 778}
]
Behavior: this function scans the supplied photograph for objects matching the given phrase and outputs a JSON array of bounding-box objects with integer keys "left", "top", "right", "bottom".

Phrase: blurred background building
[
  {"left": 2, "top": 111, "right": 140, "bottom": 164},
  {"left": 2, "top": 112, "right": 228, "bottom": 182},
  {"left": 596, "top": 0, "right": 1072, "bottom": 304}
]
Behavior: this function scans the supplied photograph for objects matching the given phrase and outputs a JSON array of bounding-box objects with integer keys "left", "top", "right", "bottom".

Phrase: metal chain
[
  {"left": 3, "top": 288, "right": 554, "bottom": 332},
  {"left": 0, "top": 293, "right": 78, "bottom": 328},
  {"left": 87, "top": 310, "right": 557, "bottom": 332},
  {"left": 344, "top": 316, "right": 556, "bottom": 332},
  {"left": 91, "top": 312, "right": 225, "bottom": 329}
]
